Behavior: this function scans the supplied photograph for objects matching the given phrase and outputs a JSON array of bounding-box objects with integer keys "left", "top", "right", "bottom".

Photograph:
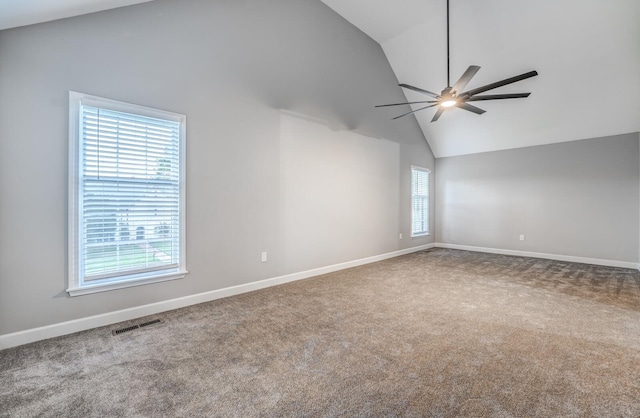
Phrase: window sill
[
  {"left": 411, "top": 233, "right": 430, "bottom": 238},
  {"left": 67, "top": 270, "right": 188, "bottom": 297}
]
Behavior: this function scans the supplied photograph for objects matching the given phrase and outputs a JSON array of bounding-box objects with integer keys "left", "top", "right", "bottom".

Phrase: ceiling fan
[{"left": 376, "top": 0, "right": 538, "bottom": 122}]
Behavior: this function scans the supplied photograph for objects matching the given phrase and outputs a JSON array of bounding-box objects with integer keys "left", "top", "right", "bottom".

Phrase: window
[
  {"left": 68, "top": 92, "right": 187, "bottom": 296},
  {"left": 411, "top": 166, "right": 430, "bottom": 237}
]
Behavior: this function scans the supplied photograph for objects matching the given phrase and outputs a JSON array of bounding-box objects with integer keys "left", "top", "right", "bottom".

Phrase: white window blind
[
  {"left": 411, "top": 166, "right": 430, "bottom": 237},
  {"left": 68, "top": 92, "right": 186, "bottom": 295}
]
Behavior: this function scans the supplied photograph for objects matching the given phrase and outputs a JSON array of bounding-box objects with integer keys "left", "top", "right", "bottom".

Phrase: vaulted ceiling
[
  {"left": 322, "top": 0, "right": 639, "bottom": 157},
  {"left": 2, "top": 0, "right": 638, "bottom": 157},
  {"left": 0, "top": 0, "right": 153, "bottom": 30}
]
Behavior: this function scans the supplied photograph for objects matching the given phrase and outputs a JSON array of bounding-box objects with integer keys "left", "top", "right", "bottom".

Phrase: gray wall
[
  {"left": 0, "top": 0, "right": 435, "bottom": 335},
  {"left": 436, "top": 133, "right": 639, "bottom": 262},
  {"left": 279, "top": 113, "right": 401, "bottom": 273}
]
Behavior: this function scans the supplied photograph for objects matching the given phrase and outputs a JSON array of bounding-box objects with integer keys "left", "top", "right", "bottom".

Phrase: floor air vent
[
  {"left": 112, "top": 325, "right": 139, "bottom": 335},
  {"left": 112, "top": 319, "right": 163, "bottom": 336},
  {"left": 139, "top": 319, "right": 162, "bottom": 328}
]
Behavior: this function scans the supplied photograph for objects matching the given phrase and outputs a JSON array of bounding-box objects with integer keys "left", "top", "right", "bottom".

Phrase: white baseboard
[
  {"left": 0, "top": 243, "right": 435, "bottom": 350},
  {"left": 435, "top": 242, "right": 639, "bottom": 270}
]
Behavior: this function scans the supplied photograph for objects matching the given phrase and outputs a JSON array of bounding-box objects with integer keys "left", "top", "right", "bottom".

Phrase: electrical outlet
[
  {"left": 519, "top": 235, "right": 525, "bottom": 241},
  {"left": 399, "top": 233, "right": 403, "bottom": 240},
  {"left": 261, "top": 252, "right": 267, "bottom": 262}
]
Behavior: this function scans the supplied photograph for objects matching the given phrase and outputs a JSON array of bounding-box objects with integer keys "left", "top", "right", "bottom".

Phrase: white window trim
[
  {"left": 67, "top": 91, "right": 188, "bottom": 296},
  {"left": 410, "top": 165, "right": 430, "bottom": 238}
]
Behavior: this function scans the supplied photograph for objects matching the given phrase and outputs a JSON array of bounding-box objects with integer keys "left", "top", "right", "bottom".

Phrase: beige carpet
[{"left": 2, "top": 248, "right": 640, "bottom": 417}]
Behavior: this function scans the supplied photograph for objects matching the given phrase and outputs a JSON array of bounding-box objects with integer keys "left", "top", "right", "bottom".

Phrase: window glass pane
[
  {"left": 79, "top": 104, "right": 182, "bottom": 282},
  {"left": 411, "top": 167, "right": 429, "bottom": 236}
]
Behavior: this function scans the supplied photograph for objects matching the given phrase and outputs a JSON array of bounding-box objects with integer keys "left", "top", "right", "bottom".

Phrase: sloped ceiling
[
  {"left": 0, "top": 0, "right": 153, "bottom": 30},
  {"left": 322, "top": 0, "right": 640, "bottom": 157},
  {"left": 2, "top": 0, "right": 638, "bottom": 157}
]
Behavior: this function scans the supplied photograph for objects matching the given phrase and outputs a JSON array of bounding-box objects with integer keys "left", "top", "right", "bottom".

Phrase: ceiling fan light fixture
[{"left": 441, "top": 99, "right": 457, "bottom": 108}]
